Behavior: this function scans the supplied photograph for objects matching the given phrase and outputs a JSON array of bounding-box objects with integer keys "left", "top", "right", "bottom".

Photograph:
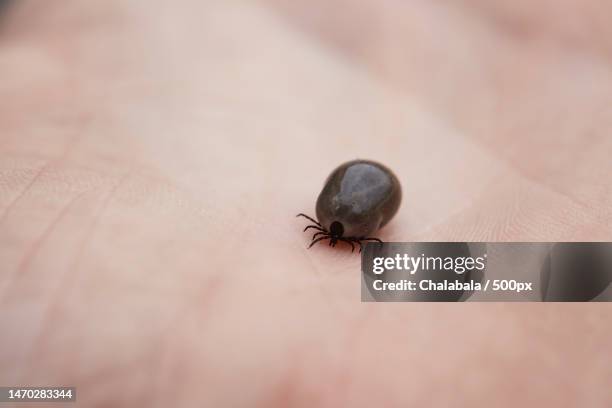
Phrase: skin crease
[{"left": 0, "top": 0, "right": 610, "bottom": 406}]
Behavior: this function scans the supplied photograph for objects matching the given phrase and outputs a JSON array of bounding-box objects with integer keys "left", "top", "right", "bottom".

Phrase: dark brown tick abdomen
[{"left": 315, "top": 160, "right": 401, "bottom": 238}]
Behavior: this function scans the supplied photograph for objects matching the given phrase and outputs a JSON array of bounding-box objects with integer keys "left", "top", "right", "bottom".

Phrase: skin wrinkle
[
  {"left": 0, "top": 1, "right": 610, "bottom": 406},
  {"left": 0, "top": 161, "right": 49, "bottom": 225},
  {"left": 0, "top": 120, "right": 86, "bottom": 224},
  {"left": 268, "top": 349, "right": 333, "bottom": 407},
  {"left": 149, "top": 273, "right": 226, "bottom": 406},
  {"left": 23, "top": 171, "right": 132, "bottom": 383},
  {"left": 458, "top": 0, "right": 612, "bottom": 60},
  {"left": 264, "top": 357, "right": 305, "bottom": 407},
  {"left": 0, "top": 190, "right": 89, "bottom": 303},
  {"left": 67, "top": 352, "right": 151, "bottom": 399},
  {"left": 0, "top": 151, "right": 216, "bottom": 225},
  {"left": 477, "top": 143, "right": 596, "bottom": 213},
  {"left": 461, "top": 130, "right": 603, "bottom": 213},
  {"left": 330, "top": 308, "right": 372, "bottom": 406},
  {"left": 426, "top": 192, "right": 557, "bottom": 242},
  {"left": 410, "top": 176, "right": 503, "bottom": 240}
]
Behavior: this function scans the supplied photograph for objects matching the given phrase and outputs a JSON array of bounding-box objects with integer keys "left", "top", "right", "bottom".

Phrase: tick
[{"left": 297, "top": 159, "right": 402, "bottom": 252}]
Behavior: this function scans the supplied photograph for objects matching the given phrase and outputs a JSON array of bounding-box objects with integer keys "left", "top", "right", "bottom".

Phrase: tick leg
[
  {"left": 347, "top": 238, "right": 363, "bottom": 253},
  {"left": 304, "top": 225, "right": 325, "bottom": 233},
  {"left": 308, "top": 236, "right": 329, "bottom": 249},
  {"left": 312, "top": 231, "right": 326, "bottom": 241},
  {"left": 340, "top": 239, "right": 355, "bottom": 253},
  {"left": 357, "top": 241, "right": 363, "bottom": 253},
  {"left": 296, "top": 213, "right": 321, "bottom": 227},
  {"left": 360, "top": 237, "right": 383, "bottom": 251}
]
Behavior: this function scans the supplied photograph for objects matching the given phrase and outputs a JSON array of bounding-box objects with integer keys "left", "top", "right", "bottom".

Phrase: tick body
[{"left": 298, "top": 159, "right": 402, "bottom": 252}]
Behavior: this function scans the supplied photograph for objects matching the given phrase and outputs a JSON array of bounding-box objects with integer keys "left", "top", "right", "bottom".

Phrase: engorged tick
[{"left": 297, "top": 159, "right": 402, "bottom": 252}]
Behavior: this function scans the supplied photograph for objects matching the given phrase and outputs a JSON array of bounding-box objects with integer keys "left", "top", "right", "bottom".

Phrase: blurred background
[{"left": 0, "top": 0, "right": 610, "bottom": 407}]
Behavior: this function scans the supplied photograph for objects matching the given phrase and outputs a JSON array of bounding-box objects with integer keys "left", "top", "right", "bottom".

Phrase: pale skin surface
[{"left": 0, "top": 0, "right": 610, "bottom": 406}]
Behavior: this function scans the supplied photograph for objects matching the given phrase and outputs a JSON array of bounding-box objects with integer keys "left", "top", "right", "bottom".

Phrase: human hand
[{"left": 0, "top": 0, "right": 610, "bottom": 406}]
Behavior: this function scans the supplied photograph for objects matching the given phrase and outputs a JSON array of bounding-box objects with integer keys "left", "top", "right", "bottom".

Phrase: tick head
[{"left": 329, "top": 221, "right": 344, "bottom": 241}]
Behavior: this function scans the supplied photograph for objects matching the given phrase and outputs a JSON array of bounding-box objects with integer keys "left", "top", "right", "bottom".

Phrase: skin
[{"left": 0, "top": 0, "right": 610, "bottom": 406}]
